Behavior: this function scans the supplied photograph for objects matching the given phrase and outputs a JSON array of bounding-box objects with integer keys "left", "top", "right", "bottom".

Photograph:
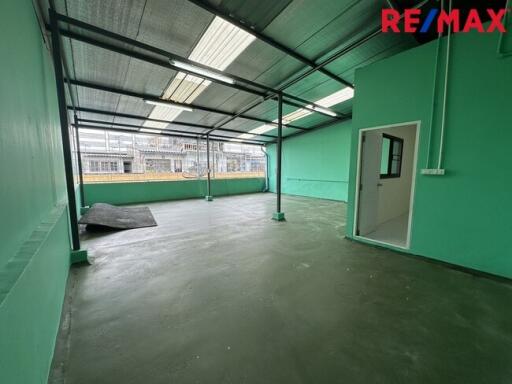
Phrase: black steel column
[
  {"left": 50, "top": 9, "right": 80, "bottom": 250},
  {"left": 205, "top": 134, "right": 213, "bottom": 201},
  {"left": 212, "top": 141, "right": 216, "bottom": 179},
  {"left": 73, "top": 114, "right": 86, "bottom": 208},
  {"left": 196, "top": 137, "right": 200, "bottom": 178},
  {"left": 272, "top": 93, "right": 285, "bottom": 221}
]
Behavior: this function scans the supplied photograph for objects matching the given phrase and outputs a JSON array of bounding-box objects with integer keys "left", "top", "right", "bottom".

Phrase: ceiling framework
[
  {"left": 67, "top": 107, "right": 275, "bottom": 138},
  {"left": 186, "top": 0, "right": 354, "bottom": 89},
  {"left": 51, "top": 11, "right": 355, "bottom": 143},
  {"left": 198, "top": 0, "right": 431, "bottom": 139},
  {"left": 41, "top": 0, "right": 426, "bottom": 144},
  {"left": 65, "top": 78, "right": 308, "bottom": 132},
  {"left": 73, "top": 123, "right": 268, "bottom": 145},
  {"left": 70, "top": 108, "right": 277, "bottom": 139}
]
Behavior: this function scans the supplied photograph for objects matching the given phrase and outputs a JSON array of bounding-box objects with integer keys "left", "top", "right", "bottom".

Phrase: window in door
[{"left": 380, "top": 134, "right": 403, "bottom": 179}]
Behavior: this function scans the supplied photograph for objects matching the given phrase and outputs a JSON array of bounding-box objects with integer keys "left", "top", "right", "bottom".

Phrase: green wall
[
  {"left": 0, "top": 0, "right": 72, "bottom": 381},
  {"left": 84, "top": 178, "right": 266, "bottom": 206},
  {"left": 268, "top": 121, "right": 352, "bottom": 201},
  {"left": 346, "top": 29, "right": 512, "bottom": 278},
  {"left": 0, "top": 206, "right": 71, "bottom": 383}
]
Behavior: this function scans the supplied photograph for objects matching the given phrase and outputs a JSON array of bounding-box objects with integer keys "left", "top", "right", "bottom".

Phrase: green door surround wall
[
  {"left": 346, "top": 29, "right": 512, "bottom": 278},
  {"left": 83, "top": 178, "right": 266, "bottom": 206},
  {"left": 267, "top": 121, "right": 352, "bottom": 202}
]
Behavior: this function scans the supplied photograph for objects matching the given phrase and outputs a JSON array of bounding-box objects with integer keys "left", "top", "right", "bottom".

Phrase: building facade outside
[{"left": 77, "top": 129, "right": 266, "bottom": 183}]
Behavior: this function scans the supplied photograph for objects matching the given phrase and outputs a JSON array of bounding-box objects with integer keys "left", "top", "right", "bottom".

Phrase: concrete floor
[
  {"left": 50, "top": 193, "right": 512, "bottom": 384},
  {"left": 366, "top": 213, "right": 409, "bottom": 248}
]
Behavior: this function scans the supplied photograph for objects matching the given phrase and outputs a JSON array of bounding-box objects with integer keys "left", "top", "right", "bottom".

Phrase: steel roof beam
[
  {"left": 67, "top": 106, "right": 275, "bottom": 136},
  {"left": 202, "top": 97, "right": 271, "bottom": 137},
  {"left": 71, "top": 107, "right": 351, "bottom": 144},
  {"left": 57, "top": 29, "right": 267, "bottom": 97},
  {"left": 77, "top": 121, "right": 206, "bottom": 138},
  {"left": 53, "top": 11, "right": 355, "bottom": 140},
  {"left": 68, "top": 107, "right": 277, "bottom": 140},
  {"left": 74, "top": 124, "right": 268, "bottom": 145},
  {"left": 52, "top": 13, "right": 344, "bottom": 120},
  {"left": 278, "top": 0, "right": 431, "bottom": 91},
  {"left": 282, "top": 114, "right": 352, "bottom": 142},
  {"left": 67, "top": 79, "right": 308, "bottom": 131},
  {"left": 278, "top": 29, "right": 381, "bottom": 91},
  {"left": 186, "top": 0, "right": 354, "bottom": 89},
  {"left": 77, "top": 118, "right": 276, "bottom": 139},
  {"left": 207, "top": 0, "right": 430, "bottom": 135}
]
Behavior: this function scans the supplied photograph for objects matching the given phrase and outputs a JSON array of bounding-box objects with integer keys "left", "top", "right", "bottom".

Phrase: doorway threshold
[{"left": 364, "top": 214, "right": 408, "bottom": 248}]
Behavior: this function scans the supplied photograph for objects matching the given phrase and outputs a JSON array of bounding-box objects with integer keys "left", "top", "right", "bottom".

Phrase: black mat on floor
[{"left": 79, "top": 203, "right": 157, "bottom": 230}]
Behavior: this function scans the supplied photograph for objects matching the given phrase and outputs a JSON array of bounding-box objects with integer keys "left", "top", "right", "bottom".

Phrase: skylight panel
[
  {"left": 144, "top": 17, "right": 255, "bottom": 128},
  {"left": 239, "top": 87, "right": 354, "bottom": 138},
  {"left": 238, "top": 133, "right": 255, "bottom": 139},
  {"left": 316, "top": 88, "right": 354, "bottom": 107},
  {"left": 143, "top": 107, "right": 182, "bottom": 129},
  {"left": 280, "top": 108, "right": 311, "bottom": 124},
  {"left": 189, "top": 17, "right": 255, "bottom": 70},
  {"left": 250, "top": 125, "right": 275, "bottom": 134},
  {"left": 140, "top": 128, "right": 163, "bottom": 134},
  {"left": 144, "top": 99, "right": 193, "bottom": 112},
  {"left": 277, "top": 88, "right": 354, "bottom": 123}
]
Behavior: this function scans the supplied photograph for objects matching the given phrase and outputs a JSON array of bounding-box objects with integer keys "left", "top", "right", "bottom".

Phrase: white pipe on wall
[
  {"left": 425, "top": 0, "right": 444, "bottom": 169},
  {"left": 437, "top": 0, "right": 453, "bottom": 170},
  {"left": 497, "top": 0, "right": 511, "bottom": 56}
]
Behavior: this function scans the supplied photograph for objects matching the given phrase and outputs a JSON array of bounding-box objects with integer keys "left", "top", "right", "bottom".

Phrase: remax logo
[{"left": 382, "top": 7, "right": 509, "bottom": 33}]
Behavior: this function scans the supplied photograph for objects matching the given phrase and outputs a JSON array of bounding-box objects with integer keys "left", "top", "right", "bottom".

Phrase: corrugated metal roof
[{"left": 40, "top": 0, "right": 419, "bottom": 140}]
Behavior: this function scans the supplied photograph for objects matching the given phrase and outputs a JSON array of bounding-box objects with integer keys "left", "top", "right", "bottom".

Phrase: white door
[{"left": 357, "top": 131, "right": 382, "bottom": 236}]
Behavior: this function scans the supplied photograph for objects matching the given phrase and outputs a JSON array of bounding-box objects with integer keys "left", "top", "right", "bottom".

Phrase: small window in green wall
[{"left": 380, "top": 134, "right": 403, "bottom": 179}]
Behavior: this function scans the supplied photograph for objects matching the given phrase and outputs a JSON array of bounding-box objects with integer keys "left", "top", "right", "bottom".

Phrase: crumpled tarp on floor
[{"left": 78, "top": 203, "right": 157, "bottom": 230}]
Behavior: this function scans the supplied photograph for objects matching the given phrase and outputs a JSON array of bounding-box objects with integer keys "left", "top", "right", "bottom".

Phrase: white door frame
[{"left": 353, "top": 121, "right": 421, "bottom": 250}]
